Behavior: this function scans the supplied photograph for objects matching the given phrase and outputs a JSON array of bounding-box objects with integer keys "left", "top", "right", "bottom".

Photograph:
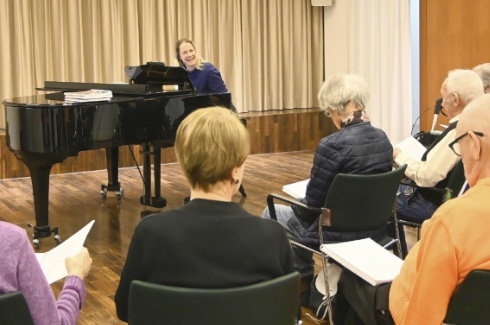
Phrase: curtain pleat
[
  {"left": 346, "top": 0, "right": 412, "bottom": 143},
  {"left": 0, "top": 0, "right": 323, "bottom": 128}
]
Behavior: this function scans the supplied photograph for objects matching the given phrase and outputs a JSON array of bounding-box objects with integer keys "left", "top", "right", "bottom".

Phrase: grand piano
[{"left": 3, "top": 62, "right": 232, "bottom": 247}]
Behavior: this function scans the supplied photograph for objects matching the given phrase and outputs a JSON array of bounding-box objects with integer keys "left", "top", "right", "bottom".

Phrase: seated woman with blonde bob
[{"left": 114, "top": 106, "right": 294, "bottom": 322}]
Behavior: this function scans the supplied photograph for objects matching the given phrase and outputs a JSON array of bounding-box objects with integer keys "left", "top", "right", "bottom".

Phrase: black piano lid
[
  {"left": 40, "top": 81, "right": 195, "bottom": 96},
  {"left": 2, "top": 94, "right": 139, "bottom": 108},
  {"left": 36, "top": 63, "right": 196, "bottom": 96}
]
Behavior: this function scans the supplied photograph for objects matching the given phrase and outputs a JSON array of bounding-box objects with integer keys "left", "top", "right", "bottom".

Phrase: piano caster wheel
[
  {"left": 33, "top": 238, "right": 41, "bottom": 249},
  {"left": 54, "top": 234, "right": 62, "bottom": 245},
  {"left": 116, "top": 188, "right": 124, "bottom": 198},
  {"left": 101, "top": 189, "right": 107, "bottom": 198}
]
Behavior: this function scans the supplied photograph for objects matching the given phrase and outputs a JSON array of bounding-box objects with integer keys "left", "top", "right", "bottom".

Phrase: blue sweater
[
  {"left": 289, "top": 121, "right": 393, "bottom": 245},
  {"left": 188, "top": 62, "right": 228, "bottom": 94}
]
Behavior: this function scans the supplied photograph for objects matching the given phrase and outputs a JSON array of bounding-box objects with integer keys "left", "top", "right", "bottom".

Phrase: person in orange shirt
[{"left": 333, "top": 94, "right": 490, "bottom": 325}]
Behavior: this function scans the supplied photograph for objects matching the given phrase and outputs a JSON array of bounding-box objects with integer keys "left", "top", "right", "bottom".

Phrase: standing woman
[{"left": 176, "top": 38, "right": 228, "bottom": 94}]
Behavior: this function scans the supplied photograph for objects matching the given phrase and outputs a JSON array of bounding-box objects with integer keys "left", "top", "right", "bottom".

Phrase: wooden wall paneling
[
  {"left": 241, "top": 109, "right": 335, "bottom": 155},
  {"left": 419, "top": 0, "right": 428, "bottom": 131},
  {"left": 420, "top": 0, "right": 490, "bottom": 132}
]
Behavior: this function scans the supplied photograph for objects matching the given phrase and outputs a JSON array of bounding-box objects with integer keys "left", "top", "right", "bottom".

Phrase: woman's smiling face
[{"left": 179, "top": 42, "right": 197, "bottom": 70}]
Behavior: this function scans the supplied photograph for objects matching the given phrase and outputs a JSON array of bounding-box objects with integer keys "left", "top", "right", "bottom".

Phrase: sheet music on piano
[{"left": 64, "top": 89, "right": 113, "bottom": 103}]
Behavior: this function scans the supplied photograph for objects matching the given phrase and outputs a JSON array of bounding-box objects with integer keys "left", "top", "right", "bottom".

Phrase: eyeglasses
[{"left": 448, "top": 131, "right": 484, "bottom": 156}]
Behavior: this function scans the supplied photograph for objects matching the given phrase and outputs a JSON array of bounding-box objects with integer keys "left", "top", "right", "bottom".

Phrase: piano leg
[
  {"left": 139, "top": 143, "right": 167, "bottom": 208},
  {"left": 19, "top": 157, "right": 62, "bottom": 248},
  {"left": 101, "top": 147, "right": 124, "bottom": 198}
]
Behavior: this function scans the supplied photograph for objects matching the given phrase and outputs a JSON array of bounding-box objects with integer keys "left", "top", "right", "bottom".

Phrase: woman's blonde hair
[
  {"left": 175, "top": 38, "right": 206, "bottom": 70},
  {"left": 175, "top": 106, "right": 250, "bottom": 191}
]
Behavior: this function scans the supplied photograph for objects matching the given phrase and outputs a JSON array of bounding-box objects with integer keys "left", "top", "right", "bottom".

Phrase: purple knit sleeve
[
  {"left": 8, "top": 225, "right": 86, "bottom": 325},
  {"left": 56, "top": 276, "right": 87, "bottom": 324}
]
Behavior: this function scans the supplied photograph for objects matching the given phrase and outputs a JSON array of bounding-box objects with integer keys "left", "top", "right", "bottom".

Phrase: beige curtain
[
  {"left": 0, "top": 0, "right": 323, "bottom": 128},
  {"left": 347, "top": 0, "right": 412, "bottom": 144}
]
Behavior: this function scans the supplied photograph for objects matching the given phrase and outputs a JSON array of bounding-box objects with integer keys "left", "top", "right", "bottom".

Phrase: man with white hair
[
  {"left": 334, "top": 94, "right": 490, "bottom": 325},
  {"left": 473, "top": 62, "right": 490, "bottom": 93},
  {"left": 391, "top": 69, "right": 484, "bottom": 257}
]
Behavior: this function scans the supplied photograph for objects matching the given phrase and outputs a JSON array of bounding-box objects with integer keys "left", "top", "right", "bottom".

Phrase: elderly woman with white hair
[{"left": 262, "top": 73, "right": 393, "bottom": 272}]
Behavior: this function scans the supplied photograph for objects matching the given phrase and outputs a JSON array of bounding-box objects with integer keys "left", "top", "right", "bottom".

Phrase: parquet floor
[{"left": 0, "top": 150, "right": 416, "bottom": 325}]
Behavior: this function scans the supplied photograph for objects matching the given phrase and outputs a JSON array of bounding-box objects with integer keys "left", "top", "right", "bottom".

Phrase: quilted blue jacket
[{"left": 289, "top": 121, "right": 393, "bottom": 245}]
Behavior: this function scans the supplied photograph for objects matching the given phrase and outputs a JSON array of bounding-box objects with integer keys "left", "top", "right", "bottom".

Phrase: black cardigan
[{"left": 115, "top": 199, "right": 294, "bottom": 322}]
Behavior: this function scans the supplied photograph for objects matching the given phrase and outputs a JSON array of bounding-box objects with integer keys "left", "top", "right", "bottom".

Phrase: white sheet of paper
[
  {"left": 321, "top": 238, "right": 403, "bottom": 286},
  {"left": 282, "top": 178, "right": 309, "bottom": 198},
  {"left": 395, "top": 136, "right": 426, "bottom": 161},
  {"left": 37, "top": 220, "right": 95, "bottom": 284}
]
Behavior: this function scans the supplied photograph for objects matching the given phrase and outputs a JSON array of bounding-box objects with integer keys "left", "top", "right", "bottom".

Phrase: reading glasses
[{"left": 448, "top": 131, "right": 484, "bottom": 156}]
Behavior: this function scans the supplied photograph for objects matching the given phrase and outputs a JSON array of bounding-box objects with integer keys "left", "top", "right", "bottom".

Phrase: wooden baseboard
[{"left": 0, "top": 108, "right": 334, "bottom": 179}]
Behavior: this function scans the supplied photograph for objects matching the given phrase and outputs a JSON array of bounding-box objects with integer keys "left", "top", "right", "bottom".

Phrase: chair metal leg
[
  {"left": 391, "top": 198, "right": 403, "bottom": 259},
  {"left": 321, "top": 255, "right": 335, "bottom": 325}
]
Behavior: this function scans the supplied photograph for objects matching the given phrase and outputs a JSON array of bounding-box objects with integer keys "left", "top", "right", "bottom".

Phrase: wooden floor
[{"left": 0, "top": 150, "right": 416, "bottom": 325}]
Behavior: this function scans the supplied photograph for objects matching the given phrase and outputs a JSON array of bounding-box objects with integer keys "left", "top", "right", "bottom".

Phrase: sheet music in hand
[
  {"left": 395, "top": 136, "right": 427, "bottom": 161},
  {"left": 35, "top": 220, "right": 95, "bottom": 284},
  {"left": 282, "top": 179, "right": 309, "bottom": 198},
  {"left": 320, "top": 238, "right": 403, "bottom": 286}
]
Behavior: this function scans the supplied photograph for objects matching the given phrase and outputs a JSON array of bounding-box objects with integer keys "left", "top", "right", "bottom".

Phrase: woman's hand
[
  {"left": 65, "top": 247, "right": 92, "bottom": 279},
  {"left": 393, "top": 147, "right": 402, "bottom": 159}
]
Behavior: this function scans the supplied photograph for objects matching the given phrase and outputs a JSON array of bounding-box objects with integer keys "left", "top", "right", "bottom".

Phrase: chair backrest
[
  {"left": 128, "top": 272, "right": 301, "bottom": 325},
  {"left": 0, "top": 291, "right": 35, "bottom": 325},
  {"left": 323, "top": 165, "right": 407, "bottom": 232},
  {"left": 444, "top": 159, "right": 465, "bottom": 201},
  {"left": 444, "top": 269, "right": 490, "bottom": 325}
]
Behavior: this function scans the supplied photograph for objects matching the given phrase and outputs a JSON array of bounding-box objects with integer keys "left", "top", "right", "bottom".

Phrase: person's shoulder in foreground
[
  {"left": 131, "top": 198, "right": 294, "bottom": 268},
  {"left": 390, "top": 94, "right": 490, "bottom": 324},
  {"left": 138, "top": 198, "right": 292, "bottom": 233}
]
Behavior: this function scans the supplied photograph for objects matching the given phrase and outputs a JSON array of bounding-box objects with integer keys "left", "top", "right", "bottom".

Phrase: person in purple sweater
[
  {"left": 176, "top": 38, "right": 229, "bottom": 94},
  {"left": 0, "top": 221, "right": 92, "bottom": 325}
]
